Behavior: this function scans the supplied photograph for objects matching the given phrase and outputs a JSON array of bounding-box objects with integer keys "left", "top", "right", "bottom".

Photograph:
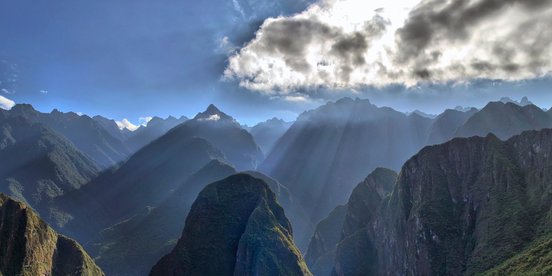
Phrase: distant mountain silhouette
[
  {"left": 125, "top": 115, "right": 188, "bottom": 152},
  {"left": 249, "top": 117, "right": 292, "bottom": 154},
  {"left": 455, "top": 101, "right": 552, "bottom": 140},
  {"left": 150, "top": 174, "right": 311, "bottom": 276},
  {"left": 499, "top": 96, "right": 534, "bottom": 106},
  {"left": 427, "top": 107, "right": 478, "bottom": 144},
  {"left": 93, "top": 115, "right": 132, "bottom": 142},
  {"left": 4, "top": 104, "right": 130, "bottom": 168}
]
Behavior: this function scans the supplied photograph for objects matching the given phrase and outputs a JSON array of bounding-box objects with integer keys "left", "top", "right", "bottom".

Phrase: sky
[{"left": 1, "top": 0, "right": 552, "bottom": 126}]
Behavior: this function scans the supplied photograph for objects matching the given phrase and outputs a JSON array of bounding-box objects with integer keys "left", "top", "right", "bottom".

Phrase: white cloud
[
  {"left": 198, "top": 114, "right": 221, "bottom": 121},
  {"left": 40, "top": 90, "right": 48, "bottom": 94},
  {"left": 0, "top": 95, "right": 15, "bottom": 110},
  {"left": 283, "top": 95, "right": 309, "bottom": 102},
  {"left": 232, "top": 0, "right": 246, "bottom": 18},
  {"left": 216, "top": 36, "right": 238, "bottom": 55},
  {"left": 225, "top": 0, "right": 552, "bottom": 96},
  {"left": 116, "top": 119, "right": 139, "bottom": 131}
]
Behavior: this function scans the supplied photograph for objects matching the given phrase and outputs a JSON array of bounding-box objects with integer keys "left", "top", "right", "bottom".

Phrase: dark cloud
[
  {"left": 227, "top": 0, "right": 552, "bottom": 96},
  {"left": 260, "top": 18, "right": 339, "bottom": 72},
  {"left": 395, "top": 0, "right": 552, "bottom": 80},
  {"left": 226, "top": 10, "right": 389, "bottom": 90}
]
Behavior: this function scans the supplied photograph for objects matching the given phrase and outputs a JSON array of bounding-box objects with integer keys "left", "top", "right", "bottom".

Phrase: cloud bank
[
  {"left": 116, "top": 119, "right": 139, "bottom": 131},
  {"left": 0, "top": 95, "right": 15, "bottom": 110},
  {"left": 225, "top": 0, "right": 552, "bottom": 96}
]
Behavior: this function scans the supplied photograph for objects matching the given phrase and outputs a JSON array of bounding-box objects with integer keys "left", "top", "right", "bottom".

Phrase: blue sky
[{"left": 1, "top": 0, "right": 552, "bottom": 125}]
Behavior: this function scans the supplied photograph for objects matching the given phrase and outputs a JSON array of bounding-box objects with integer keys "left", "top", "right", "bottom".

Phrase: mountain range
[
  {"left": 124, "top": 115, "right": 188, "bottom": 152},
  {"left": 249, "top": 117, "right": 293, "bottom": 154},
  {"left": 261, "top": 97, "right": 552, "bottom": 249},
  {"left": 308, "top": 129, "right": 552, "bottom": 275},
  {"left": 1, "top": 97, "right": 552, "bottom": 275},
  {"left": 2, "top": 104, "right": 131, "bottom": 168}
]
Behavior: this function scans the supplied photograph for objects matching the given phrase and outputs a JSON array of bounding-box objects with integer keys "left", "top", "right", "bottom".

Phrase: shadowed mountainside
[
  {"left": 125, "top": 115, "right": 188, "bottom": 152},
  {"left": 310, "top": 129, "right": 552, "bottom": 275},
  {"left": 92, "top": 159, "right": 236, "bottom": 276},
  {"left": 4, "top": 104, "right": 131, "bottom": 168},
  {"left": 150, "top": 173, "right": 312, "bottom": 276},
  {"left": 249, "top": 117, "right": 293, "bottom": 155},
  {"left": 0, "top": 115, "right": 99, "bottom": 225}
]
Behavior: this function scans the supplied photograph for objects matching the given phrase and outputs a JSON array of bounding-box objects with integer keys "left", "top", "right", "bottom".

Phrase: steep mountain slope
[
  {"left": 482, "top": 234, "right": 552, "bottom": 275},
  {"left": 125, "top": 115, "right": 188, "bottom": 152},
  {"left": 249, "top": 117, "right": 292, "bottom": 154},
  {"left": 304, "top": 205, "right": 347, "bottom": 276},
  {"left": 93, "top": 159, "right": 236, "bottom": 276},
  {"left": 306, "top": 168, "right": 397, "bottom": 275},
  {"left": 93, "top": 115, "right": 132, "bottom": 142},
  {"left": 427, "top": 108, "right": 478, "bottom": 145},
  {"left": 5, "top": 104, "right": 130, "bottom": 168},
  {"left": 260, "top": 98, "right": 433, "bottom": 246},
  {"left": 330, "top": 129, "right": 552, "bottom": 275},
  {"left": 0, "top": 193, "right": 103, "bottom": 276},
  {"left": 165, "top": 104, "right": 263, "bottom": 171},
  {"left": 0, "top": 116, "right": 99, "bottom": 223},
  {"left": 483, "top": 235, "right": 552, "bottom": 276},
  {"left": 455, "top": 101, "right": 552, "bottom": 140},
  {"left": 150, "top": 174, "right": 311, "bottom": 276},
  {"left": 58, "top": 136, "right": 225, "bottom": 242}
]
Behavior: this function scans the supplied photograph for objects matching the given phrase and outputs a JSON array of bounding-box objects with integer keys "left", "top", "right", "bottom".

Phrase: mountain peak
[
  {"left": 499, "top": 96, "right": 533, "bottom": 106},
  {"left": 520, "top": 96, "right": 533, "bottom": 106},
  {"left": 146, "top": 116, "right": 164, "bottom": 126},
  {"left": 206, "top": 104, "right": 220, "bottom": 114},
  {"left": 11, "top": 103, "right": 37, "bottom": 113},
  {"left": 193, "top": 104, "right": 233, "bottom": 122},
  {"left": 150, "top": 174, "right": 311, "bottom": 276}
]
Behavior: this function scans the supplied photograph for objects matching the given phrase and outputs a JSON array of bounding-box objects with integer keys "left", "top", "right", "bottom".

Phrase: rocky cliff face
[
  {"left": 0, "top": 193, "right": 103, "bottom": 276},
  {"left": 305, "top": 168, "right": 397, "bottom": 276},
  {"left": 150, "top": 173, "right": 311, "bottom": 276},
  {"left": 305, "top": 205, "right": 347, "bottom": 276},
  {"left": 328, "top": 129, "right": 552, "bottom": 275}
]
